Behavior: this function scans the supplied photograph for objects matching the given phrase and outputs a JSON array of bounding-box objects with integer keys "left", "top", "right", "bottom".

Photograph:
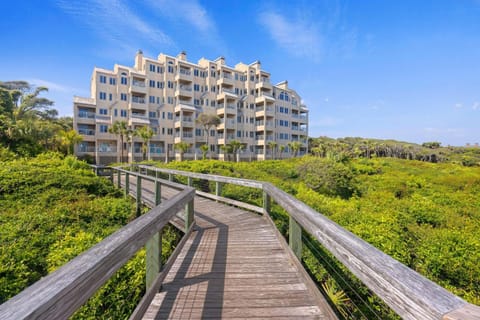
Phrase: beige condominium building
[{"left": 74, "top": 51, "right": 308, "bottom": 164}]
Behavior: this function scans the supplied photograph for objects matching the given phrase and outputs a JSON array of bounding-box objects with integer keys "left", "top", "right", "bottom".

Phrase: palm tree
[
  {"left": 175, "top": 142, "right": 190, "bottom": 161},
  {"left": 195, "top": 113, "right": 220, "bottom": 159},
  {"left": 199, "top": 144, "right": 209, "bottom": 160},
  {"left": 279, "top": 145, "right": 286, "bottom": 159},
  {"left": 228, "top": 140, "right": 244, "bottom": 162},
  {"left": 220, "top": 144, "right": 233, "bottom": 161},
  {"left": 288, "top": 141, "right": 302, "bottom": 157},
  {"left": 60, "top": 129, "right": 83, "bottom": 155},
  {"left": 267, "top": 141, "right": 277, "bottom": 160},
  {"left": 109, "top": 121, "right": 130, "bottom": 163},
  {"left": 135, "top": 125, "right": 154, "bottom": 160}
]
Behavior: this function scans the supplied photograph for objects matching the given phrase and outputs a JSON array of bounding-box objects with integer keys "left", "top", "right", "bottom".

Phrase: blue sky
[{"left": 1, "top": 0, "right": 479, "bottom": 146}]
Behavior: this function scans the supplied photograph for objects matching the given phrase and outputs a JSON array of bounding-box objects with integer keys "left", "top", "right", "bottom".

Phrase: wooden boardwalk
[{"left": 123, "top": 176, "right": 336, "bottom": 319}]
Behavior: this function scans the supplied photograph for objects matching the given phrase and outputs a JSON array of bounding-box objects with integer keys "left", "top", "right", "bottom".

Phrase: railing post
[
  {"left": 109, "top": 168, "right": 113, "bottom": 183},
  {"left": 263, "top": 191, "right": 271, "bottom": 215},
  {"left": 155, "top": 178, "right": 161, "bottom": 205},
  {"left": 187, "top": 176, "right": 193, "bottom": 187},
  {"left": 136, "top": 175, "right": 142, "bottom": 217},
  {"left": 289, "top": 216, "right": 302, "bottom": 259},
  {"left": 125, "top": 172, "right": 130, "bottom": 197},
  {"left": 146, "top": 186, "right": 162, "bottom": 289},
  {"left": 185, "top": 198, "right": 194, "bottom": 231},
  {"left": 215, "top": 182, "right": 222, "bottom": 201},
  {"left": 168, "top": 173, "right": 173, "bottom": 182},
  {"left": 117, "top": 170, "right": 121, "bottom": 188}
]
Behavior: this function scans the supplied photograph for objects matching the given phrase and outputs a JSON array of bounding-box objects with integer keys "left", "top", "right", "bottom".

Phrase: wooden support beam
[
  {"left": 289, "top": 216, "right": 302, "bottom": 260},
  {"left": 215, "top": 181, "right": 222, "bottom": 201},
  {"left": 263, "top": 191, "right": 271, "bottom": 215},
  {"left": 145, "top": 230, "right": 162, "bottom": 289},
  {"left": 136, "top": 175, "right": 142, "bottom": 217},
  {"left": 125, "top": 172, "right": 130, "bottom": 197},
  {"left": 185, "top": 199, "right": 194, "bottom": 231},
  {"left": 117, "top": 170, "right": 121, "bottom": 188},
  {"left": 187, "top": 176, "right": 193, "bottom": 187}
]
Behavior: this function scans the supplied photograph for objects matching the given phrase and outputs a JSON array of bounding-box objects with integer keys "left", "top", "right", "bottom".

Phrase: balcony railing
[
  {"left": 149, "top": 147, "right": 164, "bottom": 154},
  {"left": 132, "top": 80, "right": 145, "bottom": 87},
  {"left": 78, "top": 128, "right": 95, "bottom": 136},
  {"left": 179, "top": 68, "right": 191, "bottom": 75},
  {"left": 78, "top": 111, "right": 96, "bottom": 119},
  {"left": 78, "top": 145, "right": 95, "bottom": 152},
  {"left": 132, "top": 97, "right": 146, "bottom": 104},
  {"left": 98, "top": 146, "right": 117, "bottom": 153}
]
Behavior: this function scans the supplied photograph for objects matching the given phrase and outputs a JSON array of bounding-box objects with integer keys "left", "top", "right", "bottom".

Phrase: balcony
[
  {"left": 78, "top": 128, "right": 96, "bottom": 136},
  {"left": 217, "top": 118, "right": 235, "bottom": 130},
  {"left": 255, "top": 93, "right": 275, "bottom": 105},
  {"left": 218, "top": 88, "right": 238, "bottom": 100},
  {"left": 149, "top": 147, "right": 164, "bottom": 155},
  {"left": 129, "top": 114, "right": 149, "bottom": 126},
  {"left": 77, "top": 110, "right": 96, "bottom": 124},
  {"left": 254, "top": 135, "right": 274, "bottom": 145},
  {"left": 175, "top": 103, "right": 196, "bottom": 113},
  {"left": 95, "top": 115, "right": 111, "bottom": 124},
  {"left": 255, "top": 120, "right": 274, "bottom": 131},
  {"left": 129, "top": 80, "right": 147, "bottom": 94},
  {"left": 216, "top": 103, "right": 236, "bottom": 116},
  {"left": 217, "top": 74, "right": 234, "bottom": 86},
  {"left": 255, "top": 79, "right": 272, "bottom": 90},
  {"left": 255, "top": 106, "right": 275, "bottom": 118},
  {"left": 175, "top": 68, "right": 193, "bottom": 82},
  {"left": 216, "top": 133, "right": 236, "bottom": 145},
  {"left": 174, "top": 116, "right": 194, "bottom": 128},
  {"left": 174, "top": 131, "right": 194, "bottom": 143},
  {"left": 77, "top": 143, "right": 95, "bottom": 153},
  {"left": 130, "top": 96, "right": 147, "bottom": 110},
  {"left": 175, "top": 84, "right": 193, "bottom": 98},
  {"left": 98, "top": 146, "right": 117, "bottom": 153}
]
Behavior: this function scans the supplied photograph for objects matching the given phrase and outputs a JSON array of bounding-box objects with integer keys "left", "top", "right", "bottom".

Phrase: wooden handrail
[
  {"left": 0, "top": 170, "right": 195, "bottom": 320},
  {"left": 138, "top": 165, "right": 480, "bottom": 320}
]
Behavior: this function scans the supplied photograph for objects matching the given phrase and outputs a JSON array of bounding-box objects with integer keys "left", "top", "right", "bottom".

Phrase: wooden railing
[
  {"left": 0, "top": 168, "right": 195, "bottom": 320},
  {"left": 135, "top": 164, "right": 480, "bottom": 320}
]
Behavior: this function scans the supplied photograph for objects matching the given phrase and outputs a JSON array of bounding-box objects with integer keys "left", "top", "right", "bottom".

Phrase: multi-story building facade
[{"left": 74, "top": 51, "right": 308, "bottom": 164}]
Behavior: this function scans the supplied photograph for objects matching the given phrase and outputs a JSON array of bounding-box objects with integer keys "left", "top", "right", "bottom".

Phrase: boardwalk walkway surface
[{"left": 124, "top": 177, "right": 336, "bottom": 319}]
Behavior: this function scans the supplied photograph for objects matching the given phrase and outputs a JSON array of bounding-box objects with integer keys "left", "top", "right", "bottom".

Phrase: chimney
[
  {"left": 177, "top": 51, "right": 187, "bottom": 61},
  {"left": 135, "top": 49, "right": 143, "bottom": 70}
]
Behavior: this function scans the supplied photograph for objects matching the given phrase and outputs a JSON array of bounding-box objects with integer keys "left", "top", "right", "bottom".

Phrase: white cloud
[
  {"left": 147, "top": 0, "right": 214, "bottom": 33},
  {"left": 258, "top": 11, "right": 322, "bottom": 62},
  {"left": 473, "top": 102, "right": 479, "bottom": 110},
  {"left": 27, "top": 78, "right": 88, "bottom": 95},
  {"left": 454, "top": 103, "right": 463, "bottom": 109},
  {"left": 56, "top": 0, "right": 174, "bottom": 49}
]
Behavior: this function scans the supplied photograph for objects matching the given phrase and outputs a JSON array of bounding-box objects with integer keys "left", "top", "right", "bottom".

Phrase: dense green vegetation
[
  {"left": 0, "top": 81, "right": 77, "bottom": 157},
  {"left": 309, "top": 136, "right": 480, "bottom": 166},
  {"left": 151, "top": 156, "right": 479, "bottom": 317}
]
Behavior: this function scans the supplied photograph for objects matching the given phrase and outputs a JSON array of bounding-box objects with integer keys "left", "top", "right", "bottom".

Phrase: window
[
  {"left": 121, "top": 110, "right": 127, "bottom": 117},
  {"left": 149, "top": 96, "right": 155, "bottom": 103},
  {"left": 149, "top": 111, "right": 156, "bottom": 118},
  {"left": 195, "top": 128, "right": 202, "bottom": 136},
  {"left": 210, "top": 101, "right": 215, "bottom": 107},
  {"left": 121, "top": 93, "right": 127, "bottom": 101},
  {"left": 109, "top": 77, "right": 116, "bottom": 85},
  {"left": 194, "top": 69, "right": 199, "bottom": 77},
  {"left": 149, "top": 64, "right": 156, "bottom": 72},
  {"left": 168, "top": 65, "right": 174, "bottom": 73},
  {"left": 99, "top": 125, "right": 108, "bottom": 133},
  {"left": 167, "top": 81, "right": 173, "bottom": 89},
  {"left": 99, "top": 92, "right": 106, "bottom": 100},
  {"left": 167, "top": 112, "right": 173, "bottom": 120},
  {"left": 149, "top": 80, "right": 155, "bottom": 88},
  {"left": 114, "top": 109, "right": 118, "bottom": 117},
  {"left": 157, "top": 81, "right": 164, "bottom": 89},
  {"left": 121, "top": 76, "right": 127, "bottom": 85},
  {"left": 167, "top": 128, "right": 173, "bottom": 135},
  {"left": 237, "top": 131, "right": 241, "bottom": 138},
  {"left": 99, "top": 75, "right": 106, "bottom": 83},
  {"left": 157, "top": 66, "right": 163, "bottom": 73},
  {"left": 194, "top": 84, "right": 200, "bottom": 91},
  {"left": 210, "top": 129, "right": 215, "bottom": 136},
  {"left": 194, "top": 99, "right": 200, "bottom": 106},
  {"left": 109, "top": 93, "right": 113, "bottom": 101},
  {"left": 99, "top": 108, "right": 108, "bottom": 115},
  {"left": 167, "top": 96, "right": 174, "bottom": 104}
]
